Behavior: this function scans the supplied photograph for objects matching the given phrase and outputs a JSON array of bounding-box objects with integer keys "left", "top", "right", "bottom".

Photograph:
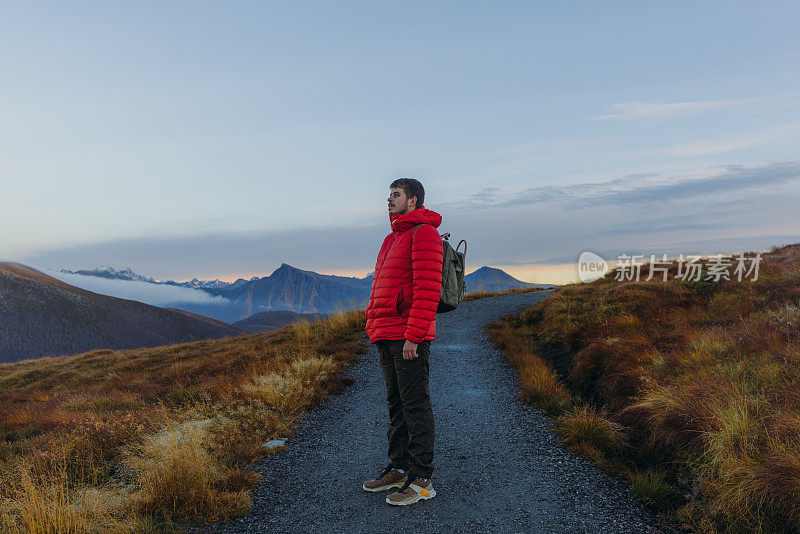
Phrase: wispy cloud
[
  {"left": 654, "top": 137, "right": 763, "bottom": 157},
  {"left": 595, "top": 221, "right": 726, "bottom": 236},
  {"left": 595, "top": 161, "right": 800, "bottom": 204},
  {"left": 465, "top": 187, "right": 502, "bottom": 203},
  {"left": 533, "top": 234, "right": 800, "bottom": 266},
  {"left": 441, "top": 160, "right": 800, "bottom": 211},
  {"left": 635, "top": 123, "right": 800, "bottom": 157},
  {"left": 595, "top": 97, "right": 761, "bottom": 120}
]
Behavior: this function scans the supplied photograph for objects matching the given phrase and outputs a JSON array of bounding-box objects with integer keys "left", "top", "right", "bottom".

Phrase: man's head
[{"left": 387, "top": 178, "right": 425, "bottom": 215}]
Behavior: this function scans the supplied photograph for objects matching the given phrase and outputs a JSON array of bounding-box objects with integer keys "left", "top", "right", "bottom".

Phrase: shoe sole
[
  {"left": 362, "top": 481, "right": 405, "bottom": 492},
  {"left": 386, "top": 488, "right": 436, "bottom": 505}
]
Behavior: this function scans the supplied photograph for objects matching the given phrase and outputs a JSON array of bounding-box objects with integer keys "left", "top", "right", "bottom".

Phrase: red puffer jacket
[{"left": 365, "top": 205, "right": 444, "bottom": 344}]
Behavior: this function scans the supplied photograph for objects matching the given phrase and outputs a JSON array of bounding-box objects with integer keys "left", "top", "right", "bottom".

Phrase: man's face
[{"left": 387, "top": 187, "right": 417, "bottom": 215}]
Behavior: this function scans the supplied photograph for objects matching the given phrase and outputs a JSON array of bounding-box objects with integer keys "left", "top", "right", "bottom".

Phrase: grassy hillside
[
  {"left": 487, "top": 243, "right": 800, "bottom": 533},
  {"left": 0, "top": 262, "right": 244, "bottom": 364},
  {"left": 232, "top": 310, "right": 330, "bottom": 334},
  {"left": 0, "top": 310, "right": 366, "bottom": 533}
]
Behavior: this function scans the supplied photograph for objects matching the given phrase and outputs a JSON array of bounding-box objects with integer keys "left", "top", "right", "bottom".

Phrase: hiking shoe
[
  {"left": 362, "top": 463, "right": 408, "bottom": 492},
  {"left": 386, "top": 474, "right": 435, "bottom": 505}
]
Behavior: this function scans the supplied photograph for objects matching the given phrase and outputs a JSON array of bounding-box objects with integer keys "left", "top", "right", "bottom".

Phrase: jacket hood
[{"left": 389, "top": 204, "right": 442, "bottom": 232}]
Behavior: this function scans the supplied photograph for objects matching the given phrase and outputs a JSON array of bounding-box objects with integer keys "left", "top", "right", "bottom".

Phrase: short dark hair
[{"left": 389, "top": 178, "right": 425, "bottom": 207}]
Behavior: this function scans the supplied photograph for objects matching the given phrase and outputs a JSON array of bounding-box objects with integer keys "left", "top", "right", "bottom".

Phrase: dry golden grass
[
  {"left": 127, "top": 418, "right": 250, "bottom": 523},
  {"left": 462, "top": 285, "right": 548, "bottom": 302},
  {"left": 486, "top": 318, "right": 572, "bottom": 416},
  {"left": 555, "top": 404, "right": 626, "bottom": 455},
  {"left": 11, "top": 463, "right": 89, "bottom": 534},
  {"left": 0, "top": 309, "right": 367, "bottom": 532},
  {"left": 487, "top": 243, "right": 800, "bottom": 533}
]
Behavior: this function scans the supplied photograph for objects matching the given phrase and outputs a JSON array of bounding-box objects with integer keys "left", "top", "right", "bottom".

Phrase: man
[{"left": 362, "top": 178, "right": 444, "bottom": 506}]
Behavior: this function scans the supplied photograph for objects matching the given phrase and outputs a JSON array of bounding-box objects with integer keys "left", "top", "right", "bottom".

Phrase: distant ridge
[
  {"left": 0, "top": 262, "right": 245, "bottom": 364},
  {"left": 465, "top": 266, "right": 554, "bottom": 293},
  {"left": 232, "top": 310, "right": 329, "bottom": 334}
]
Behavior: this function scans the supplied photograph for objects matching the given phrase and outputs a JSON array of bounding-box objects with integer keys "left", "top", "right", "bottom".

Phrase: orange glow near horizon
[
  {"left": 186, "top": 264, "right": 581, "bottom": 286},
  {"left": 490, "top": 263, "right": 581, "bottom": 285}
]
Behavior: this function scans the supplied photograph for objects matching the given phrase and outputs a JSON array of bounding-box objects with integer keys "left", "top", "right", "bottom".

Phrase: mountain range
[{"left": 61, "top": 263, "right": 551, "bottom": 323}]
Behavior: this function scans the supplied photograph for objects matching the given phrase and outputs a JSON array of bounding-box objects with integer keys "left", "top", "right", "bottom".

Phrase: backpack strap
[{"left": 456, "top": 239, "right": 467, "bottom": 259}]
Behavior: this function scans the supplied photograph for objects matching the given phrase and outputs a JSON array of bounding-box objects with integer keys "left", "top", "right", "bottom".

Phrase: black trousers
[{"left": 377, "top": 339, "right": 434, "bottom": 479}]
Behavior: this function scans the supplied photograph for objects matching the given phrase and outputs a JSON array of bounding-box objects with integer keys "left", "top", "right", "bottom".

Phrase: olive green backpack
[{"left": 412, "top": 224, "right": 467, "bottom": 313}]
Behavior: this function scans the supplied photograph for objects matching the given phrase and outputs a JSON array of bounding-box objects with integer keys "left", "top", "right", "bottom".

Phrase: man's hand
[{"left": 402, "top": 340, "right": 419, "bottom": 360}]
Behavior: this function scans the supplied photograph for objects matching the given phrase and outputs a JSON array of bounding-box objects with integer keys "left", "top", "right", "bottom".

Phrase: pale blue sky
[{"left": 2, "top": 1, "right": 799, "bottom": 283}]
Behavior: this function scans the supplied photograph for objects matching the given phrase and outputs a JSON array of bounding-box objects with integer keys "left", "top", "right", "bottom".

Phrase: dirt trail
[{"left": 191, "top": 290, "right": 678, "bottom": 533}]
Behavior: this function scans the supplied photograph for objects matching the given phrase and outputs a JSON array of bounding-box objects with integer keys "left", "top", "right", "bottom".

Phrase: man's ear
[{"left": 409, "top": 196, "right": 417, "bottom": 209}]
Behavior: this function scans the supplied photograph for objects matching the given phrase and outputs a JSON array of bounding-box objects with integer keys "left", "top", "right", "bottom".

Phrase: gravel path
[{"left": 190, "top": 290, "right": 680, "bottom": 533}]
